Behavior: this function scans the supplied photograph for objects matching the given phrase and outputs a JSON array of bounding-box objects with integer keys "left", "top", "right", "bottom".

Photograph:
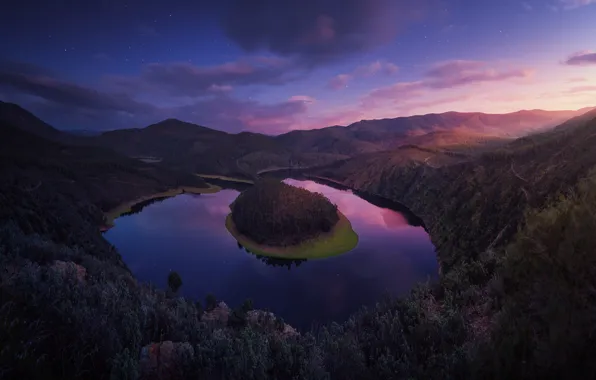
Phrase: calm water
[{"left": 104, "top": 179, "right": 438, "bottom": 330}]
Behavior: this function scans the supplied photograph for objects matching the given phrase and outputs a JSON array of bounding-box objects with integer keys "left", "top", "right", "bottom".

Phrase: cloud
[
  {"left": 558, "top": 0, "right": 596, "bottom": 8},
  {"left": 0, "top": 61, "right": 310, "bottom": 133},
  {"left": 522, "top": 1, "right": 533, "bottom": 10},
  {"left": 424, "top": 60, "right": 533, "bottom": 88},
  {"left": 564, "top": 51, "right": 596, "bottom": 65},
  {"left": 218, "top": 0, "right": 438, "bottom": 65},
  {"left": 109, "top": 57, "right": 301, "bottom": 97},
  {"left": 566, "top": 85, "right": 596, "bottom": 93},
  {"left": 568, "top": 77, "right": 588, "bottom": 83},
  {"left": 328, "top": 74, "right": 353, "bottom": 90},
  {"left": 328, "top": 60, "right": 399, "bottom": 90},
  {"left": 364, "top": 60, "right": 533, "bottom": 103},
  {"left": 0, "top": 62, "right": 154, "bottom": 114},
  {"left": 288, "top": 95, "right": 316, "bottom": 104}
]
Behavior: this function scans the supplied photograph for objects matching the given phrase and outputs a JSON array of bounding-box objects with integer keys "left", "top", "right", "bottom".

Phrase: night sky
[{"left": 1, "top": 0, "right": 595, "bottom": 133}]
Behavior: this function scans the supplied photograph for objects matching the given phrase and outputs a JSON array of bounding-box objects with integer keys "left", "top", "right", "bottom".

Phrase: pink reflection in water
[{"left": 284, "top": 179, "right": 410, "bottom": 230}]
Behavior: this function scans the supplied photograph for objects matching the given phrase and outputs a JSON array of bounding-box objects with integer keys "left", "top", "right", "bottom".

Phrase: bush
[{"left": 167, "top": 271, "right": 183, "bottom": 293}]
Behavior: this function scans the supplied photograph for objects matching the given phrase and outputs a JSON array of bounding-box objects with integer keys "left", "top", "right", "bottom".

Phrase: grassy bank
[
  {"left": 196, "top": 173, "right": 254, "bottom": 184},
  {"left": 225, "top": 210, "right": 359, "bottom": 259},
  {"left": 104, "top": 184, "right": 221, "bottom": 227}
]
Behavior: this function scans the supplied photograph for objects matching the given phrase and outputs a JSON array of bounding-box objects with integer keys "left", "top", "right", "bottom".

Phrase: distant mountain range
[{"left": 1, "top": 100, "right": 593, "bottom": 178}]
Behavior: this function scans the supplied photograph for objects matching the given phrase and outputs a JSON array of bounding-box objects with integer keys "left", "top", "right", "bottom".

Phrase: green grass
[
  {"left": 225, "top": 210, "right": 359, "bottom": 259},
  {"left": 104, "top": 184, "right": 221, "bottom": 227},
  {"left": 196, "top": 173, "right": 254, "bottom": 184}
]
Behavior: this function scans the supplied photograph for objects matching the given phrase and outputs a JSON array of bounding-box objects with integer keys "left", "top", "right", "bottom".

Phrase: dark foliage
[
  {"left": 231, "top": 179, "right": 339, "bottom": 246},
  {"left": 3, "top": 103, "right": 596, "bottom": 379},
  {"left": 167, "top": 271, "right": 183, "bottom": 293}
]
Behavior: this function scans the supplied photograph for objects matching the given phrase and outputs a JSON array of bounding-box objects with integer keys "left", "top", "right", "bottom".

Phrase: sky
[{"left": 1, "top": 0, "right": 595, "bottom": 134}]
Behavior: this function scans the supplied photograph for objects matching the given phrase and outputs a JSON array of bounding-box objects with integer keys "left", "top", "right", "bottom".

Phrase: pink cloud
[
  {"left": 288, "top": 95, "right": 316, "bottom": 104},
  {"left": 425, "top": 60, "right": 534, "bottom": 88},
  {"left": 567, "top": 85, "right": 596, "bottom": 93},
  {"left": 328, "top": 74, "right": 352, "bottom": 89},
  {"left": 558, "top": 0, "right": 596, "bottom": 9},
  {"left": 565, "top": 51, "right": 596, "bottom": 65},
  {"left": 328, "top": 60, "right": 399, "bottom": 90},
  {"left": 568, "top": 77, "right": 588, "bottom": 83},
  {"left": 363, "top": 60, "right": 533, "bottom": 104}
]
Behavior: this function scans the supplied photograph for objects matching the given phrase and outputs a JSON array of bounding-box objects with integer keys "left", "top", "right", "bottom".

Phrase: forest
[
  {"left": 2, "top": 111, "right": 596, "bottom": 379},
  {"left": 230, "top": 179, "right": 339, "bottom": 246}
]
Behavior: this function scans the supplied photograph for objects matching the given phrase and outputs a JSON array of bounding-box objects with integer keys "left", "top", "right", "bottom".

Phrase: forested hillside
[{"left": 2, "top": 104, "right": 596, "bottom": 379}]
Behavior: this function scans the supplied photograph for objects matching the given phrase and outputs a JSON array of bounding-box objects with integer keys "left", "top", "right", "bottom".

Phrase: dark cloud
[
  {"left": 109, "top": 57, "right": 300, "bottom": 97},
  {"left": 565, "top": 51, "right": 596, "bottom": 65},
  {"left": 0, "top": 62, "right": 154, "bottom": 114},
  {"left": 0, "top": 61, "right": 309, "bottom": 133},
  {"left": 219, "top": 0, "right": 436, "bottom": 65}
]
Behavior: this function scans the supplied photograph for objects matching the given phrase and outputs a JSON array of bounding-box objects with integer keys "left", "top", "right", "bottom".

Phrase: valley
[{"left": 2, "top": 100, "right": 596, "bottom": 379}]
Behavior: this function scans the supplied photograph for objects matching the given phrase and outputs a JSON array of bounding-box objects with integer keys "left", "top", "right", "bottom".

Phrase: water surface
[{"left": 104, "top": 179, "right": 438, "bottom": 329}]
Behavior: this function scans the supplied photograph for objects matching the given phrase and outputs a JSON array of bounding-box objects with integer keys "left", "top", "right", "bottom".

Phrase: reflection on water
[
  {"left": 104, "top": 179, "right": 438, "bottom": 330},
  {"left": 237, "top": 241, "right": 307, "bottom": 270}
]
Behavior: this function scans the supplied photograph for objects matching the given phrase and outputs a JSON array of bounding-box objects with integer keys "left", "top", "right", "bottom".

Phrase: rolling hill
[
  {"left": 90, "top": 106, "right": 590, "bottom": 178},
  {"left": 3, "top": 101, "right": 596, "bottom": 378}
]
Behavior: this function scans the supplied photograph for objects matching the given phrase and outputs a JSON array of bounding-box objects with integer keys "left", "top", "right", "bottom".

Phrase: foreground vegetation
[{"left": 3, "top": 103, "right": 596, "bottom": 379}]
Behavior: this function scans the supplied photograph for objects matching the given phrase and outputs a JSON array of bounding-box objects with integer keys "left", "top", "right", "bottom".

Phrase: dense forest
[
  {"left": 2, "top": 103, "right": 596, "bottom": 379},
  {"left": 230, "top": 179, "right": 339, "bottom": 246}
]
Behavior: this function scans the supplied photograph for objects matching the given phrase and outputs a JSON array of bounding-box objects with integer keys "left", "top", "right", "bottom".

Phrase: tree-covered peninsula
[{"left": 226, "top": 179, "right": 358, "bottom": 258}]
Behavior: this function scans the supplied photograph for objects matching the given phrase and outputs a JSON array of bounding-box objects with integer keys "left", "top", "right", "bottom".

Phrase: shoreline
[
  {"left": 196, "top": 173, "right": 254, "bottom": 184},
  {"left": 225, "top": 210, "right": 359, "bottom": 259},
  {"left": 102, "top": 184, "right": 221, "bottom": 230}
]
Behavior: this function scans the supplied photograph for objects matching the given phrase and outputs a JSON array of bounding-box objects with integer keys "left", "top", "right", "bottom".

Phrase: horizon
[{"left": 1, "top": 0, "right": 595, "bottom": 133}]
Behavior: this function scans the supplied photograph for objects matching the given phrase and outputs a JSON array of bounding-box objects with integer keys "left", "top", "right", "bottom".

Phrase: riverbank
[
  {"left": 102, "top": 184, "right": 221, "bottom": 229},
  {"left": 225, "top": 210, "right": 359, "bottom": 259},
  {"left": 196, "top": 174, "right": 254, "bottom": 184}
]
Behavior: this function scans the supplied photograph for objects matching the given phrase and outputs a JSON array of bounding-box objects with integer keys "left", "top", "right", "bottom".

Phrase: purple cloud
[
  {"left": 425, "top": 60, "right": 533, "bottom": 88},
  {"left": 565, "top": 51, "right": 596, "bottom": 65},
  {"left": 328, "top": 60, "right": 399, "bottom": 90},
  {"left": 363, "top": 60, "right": 533, "bottom": 103},
  {"left": 219, "top": 0, "right": 438, "bottom": 65},
  {"left": 0, "top": 61, "right": 310, "bottom": 133},
  {"left": 566, "top": 85, "right": 596, "bottom": 93},
  {"left": 558, "top": 0, "right": 596, "bottom": 9},
  {"left": 109, "top": 57, "right": 301, "bottom": 97},
  {"left": 0, "top": 62, "right": 153, "bottom": 114}
]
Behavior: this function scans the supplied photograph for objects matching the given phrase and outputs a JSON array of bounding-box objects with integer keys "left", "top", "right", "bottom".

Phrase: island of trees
[{"left": 226, "top": 179, "right": 358, "bottom": 258}]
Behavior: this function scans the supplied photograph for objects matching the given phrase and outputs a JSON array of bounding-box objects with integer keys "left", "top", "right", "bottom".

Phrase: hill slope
[
  {"left": 3, "top": 103, "right": 596, "bottom": 378},
  {"left": 92, "top": 108, "right": 587, "bottom": 177}
]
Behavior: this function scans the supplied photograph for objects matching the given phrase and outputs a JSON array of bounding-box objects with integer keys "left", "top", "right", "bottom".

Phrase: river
[{"left": 104, "top": 178, "right": 438, "bottom": 330}]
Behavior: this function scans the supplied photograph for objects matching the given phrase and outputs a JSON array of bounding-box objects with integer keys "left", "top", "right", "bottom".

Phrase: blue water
[{"left": 104, "top": 179, "right": 438, "bottom": 330}]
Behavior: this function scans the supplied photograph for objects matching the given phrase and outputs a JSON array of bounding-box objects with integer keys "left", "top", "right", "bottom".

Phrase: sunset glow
[{"left": 1, "top": 0, "right": 595, "bottom": 133}]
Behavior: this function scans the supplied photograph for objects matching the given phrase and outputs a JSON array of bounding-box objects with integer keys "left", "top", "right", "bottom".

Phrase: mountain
[
  {"left": 0, "top": 101, "right": 74, "bottom": 143},
  {"left": 3, "top": 102, "right": 596, "bottom": 378},
  {"left": 93, "top": 108, "right": 588, "bottom": 178},
  {"left": 279, "top": 109, "right": 586, "bottom": 155},
  {"left": 313, "top": 108, "right": 596, "bottom": 378},
  {"left": 96, "top": 118, "right": 348, "bottom": 178}
]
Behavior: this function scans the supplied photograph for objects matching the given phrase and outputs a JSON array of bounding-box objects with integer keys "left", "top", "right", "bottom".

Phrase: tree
[
  {"left": 205, "top": 294, "right": 217, "bottom": 311},
  {"left": 167, "top": 271, "right": 183, "bottom": 293}
]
